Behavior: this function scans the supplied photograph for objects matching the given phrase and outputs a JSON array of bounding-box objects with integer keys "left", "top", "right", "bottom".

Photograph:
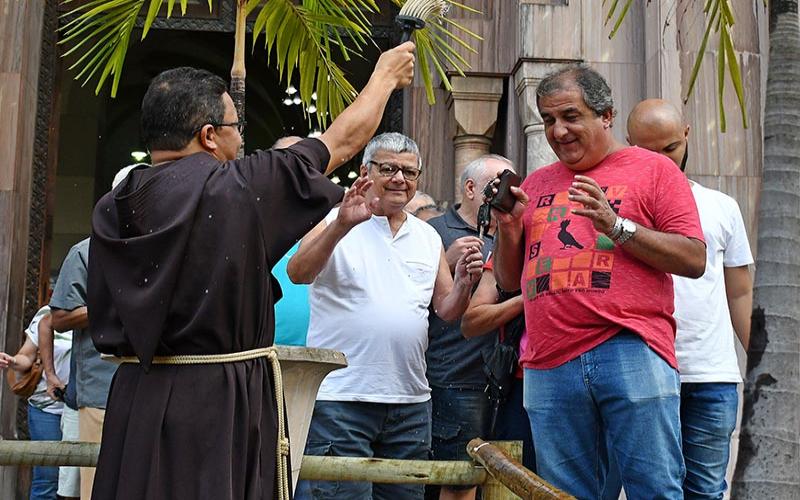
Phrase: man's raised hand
[
  {"left": 336, "top": 175, "right": 377, "bottom": 229},
  {"left": 454, "top": 245, "right": 484, "bottom": 287},
  {"left": 445, "top": 236, "right": 484, "bottom": 273},
  {"left": 568, "top": 175, "right": 617, "bottom": 235},
  {"left": 374, "top": 41, "right": 416, "bottom": 90}
]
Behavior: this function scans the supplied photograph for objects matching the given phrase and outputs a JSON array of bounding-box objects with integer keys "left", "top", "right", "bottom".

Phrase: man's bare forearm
[
  {"left": 462, "top": 295, "right": 524, "bottom": 338},
  {"left": 725, "top": 265, "right": 753, "bottom": 349},
  {"left": 320, "top": 77, "right": 396, "bottom": 175},
  {"left": 432, "top": 278, "right": 473, "bottom": 323},
  {"left": 319, "top": 43, "right": 414, "bottom": 174},
  {"left": 621, "top": 224, "right": 706, "bottom": 278},
  {"left": 287, "top": 220, "right": 351, "bottom": 284},
  {"left": 493, "top": 222, "right": 525, "bottom": 291},
  {"left": 51, "top": 306, "right": 88, "bottom": 332},
  {"left": 38, "top": 315, "right": 57, "bottom": 378}
]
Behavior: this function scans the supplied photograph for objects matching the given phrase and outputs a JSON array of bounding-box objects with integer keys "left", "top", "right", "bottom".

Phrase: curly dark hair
[{"left": 536, "top": 64, "right": 615, "bottom": 118}]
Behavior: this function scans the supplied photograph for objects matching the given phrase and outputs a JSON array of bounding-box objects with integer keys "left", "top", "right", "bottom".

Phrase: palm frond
[
  {"left": 59, "top": 0, "right": 199, "bottom": 97},
  {"left": 390, "top": 0, "right": 482, "bottom": 105},
  {"left": 251, "top": 0, "right": 378, "bottom": 125},
  {"left": 605, "top": 0, "right": 748, "bottom": 130}
]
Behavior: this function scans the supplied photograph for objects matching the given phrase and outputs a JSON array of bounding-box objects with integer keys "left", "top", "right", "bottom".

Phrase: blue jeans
[
  {"left": 302, "top": 400, "right": 432, "bottom": 499},
  {"left": 27, "top": 404, "right": 62, "bottom": 500},
  {"left": 524, "top": 331, "right": 684, "bottom": 500},
  {"left": 681, "top": 382, "right": 739, "bottom": 499}
]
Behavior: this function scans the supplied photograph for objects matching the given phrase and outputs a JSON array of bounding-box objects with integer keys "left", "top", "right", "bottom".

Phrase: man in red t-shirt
[{"left": 491, "top": 64, "right": 706, "bottom": 499}]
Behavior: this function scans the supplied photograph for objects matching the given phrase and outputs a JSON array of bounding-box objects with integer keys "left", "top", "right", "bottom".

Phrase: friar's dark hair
[{"left": 141, "top": 67, "right": 228, "bottom": 151}]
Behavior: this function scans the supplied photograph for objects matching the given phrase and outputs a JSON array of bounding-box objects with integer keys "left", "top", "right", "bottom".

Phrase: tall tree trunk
[
  {"left": 731, "top": 0, "right": 800, "bottom": 497},
  {"left": 231, "top": 0, "right": 247, "bottom": 158}
]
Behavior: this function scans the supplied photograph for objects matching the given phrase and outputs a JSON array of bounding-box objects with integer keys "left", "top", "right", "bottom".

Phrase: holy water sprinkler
[{"left": 396, "top": 0, "right": 448, "bottom": 43}]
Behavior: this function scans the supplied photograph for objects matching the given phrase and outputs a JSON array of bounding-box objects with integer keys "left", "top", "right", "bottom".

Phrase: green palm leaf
[
  {"left": 390, "top": 0, "right": 482, "bottom": 105},
  {"left": 59, "top": 0, "right": 199, "bottom": 97},
  {"left": 604, "top": 0, "right": 749, "bottom": 130},
  {"left": 59, "top": 0, "right": 483, "bottom": 117},
  {"left": 250, "top": 0, "right": 378, "bottom": 125}
]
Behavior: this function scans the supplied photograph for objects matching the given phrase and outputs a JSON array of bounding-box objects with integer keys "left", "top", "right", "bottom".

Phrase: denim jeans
[
  {"left": 302, "top": 400, "right": 432, "bottom": 499},
  {"left": 681, "top": 382, "right": 739, "bottom": 500},
  {"left": 27, "top": 404, "right": 62, "bottom": 500},
  {"left": 524, "top": 331, "right": 684, "bottom": 500}
]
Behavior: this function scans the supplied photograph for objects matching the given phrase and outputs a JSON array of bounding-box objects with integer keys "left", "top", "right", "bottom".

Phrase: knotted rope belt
[{"left": 111, "top": 347, "right": 290, "bottom": 500}]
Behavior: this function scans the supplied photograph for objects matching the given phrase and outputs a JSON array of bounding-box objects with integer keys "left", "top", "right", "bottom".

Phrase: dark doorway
[{"left": 50, "top": 26, "right": 394, "bottom": 274}]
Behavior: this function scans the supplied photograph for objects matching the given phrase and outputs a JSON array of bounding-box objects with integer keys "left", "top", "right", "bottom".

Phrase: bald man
[{"left": 628, "top": 99, "right": 754, "bottom": 500}]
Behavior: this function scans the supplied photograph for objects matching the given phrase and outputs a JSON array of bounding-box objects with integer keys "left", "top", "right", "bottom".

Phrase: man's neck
[
  {"left": 150, "top": 142, "right": 213, "bottom": 165},
  {"left": 457, "top": 202, "right": 479, "bottom": 229},
  {"left": 385, "top": 209, "right": 407, "bottom": 236}
]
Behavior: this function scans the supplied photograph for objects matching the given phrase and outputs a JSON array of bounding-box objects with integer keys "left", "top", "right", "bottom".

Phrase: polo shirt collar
[{"left": 445, "top": 204, "right": 476, "bottom": 232}]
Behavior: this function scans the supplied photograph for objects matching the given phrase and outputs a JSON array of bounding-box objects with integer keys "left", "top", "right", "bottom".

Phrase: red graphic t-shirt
[{"left": 519, "top": 146, "right": 704, "bottom": 370}]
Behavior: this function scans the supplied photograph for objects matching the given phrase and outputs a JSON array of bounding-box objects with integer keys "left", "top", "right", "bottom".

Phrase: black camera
[{"left": 483, "top": 169, "right": 522, "bottom": 213}]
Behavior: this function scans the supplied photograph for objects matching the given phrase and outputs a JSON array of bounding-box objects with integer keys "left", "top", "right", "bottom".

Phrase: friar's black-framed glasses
[
  {"left": 367, "top": 160, "right": 422, "bottom": 181},
  {"left": 193, "top": 120, "right": 247, "bottom": 135}
]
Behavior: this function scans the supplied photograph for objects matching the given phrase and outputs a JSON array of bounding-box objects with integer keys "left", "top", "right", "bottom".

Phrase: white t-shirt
[
  {"left": 307, "top": 209, "right": 443, "bottom": 403},
  {"left": 673, "top": 182, "right": 753, "bottom": 383},
  {"left": 26, "top": 306, "right": 73, "bottom": 415}
]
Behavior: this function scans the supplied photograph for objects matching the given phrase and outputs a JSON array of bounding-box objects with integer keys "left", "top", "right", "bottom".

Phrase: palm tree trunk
[
  {"left": 231, "top": 0, "right": 247, "bottom": 158},
  {"left": 731, "top": 0, "right": 800, "bottom": 497}
]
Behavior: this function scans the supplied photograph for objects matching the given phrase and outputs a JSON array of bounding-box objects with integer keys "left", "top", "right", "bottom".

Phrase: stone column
[
  {"left": 513, "top": 61, "right": 568, "bottom": 176},
  {"left": 448, "top": 76, "right": 504, "bottom": 202}
]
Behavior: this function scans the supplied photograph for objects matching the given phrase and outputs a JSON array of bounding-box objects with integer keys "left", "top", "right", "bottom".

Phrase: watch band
[
  {"left": 608, "top": 216, "right": 623, "bottom": 241},
  {"left": 616, "top": 218, "right": 636, "bottom": 245}
]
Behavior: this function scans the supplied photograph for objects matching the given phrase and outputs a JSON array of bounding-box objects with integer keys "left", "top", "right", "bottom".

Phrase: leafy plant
[
  {"left": 58, "top": 0, "right": 482, "bottom": 123},
  {"left": 604, "top": 0, "right": 749, "bottom": 131}
]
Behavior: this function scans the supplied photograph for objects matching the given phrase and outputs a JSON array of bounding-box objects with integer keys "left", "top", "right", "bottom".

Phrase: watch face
[{"left": 622, "top": 219, "right": 636, "bottom": 233}]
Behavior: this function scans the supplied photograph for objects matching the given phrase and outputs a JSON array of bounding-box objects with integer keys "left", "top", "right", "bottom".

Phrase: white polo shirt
[
  {"left": 307, "top": 208, "right": 443, "bottom": 403},
  {"left": 674, "top": 182, "right": 753, "bottom": 383}
]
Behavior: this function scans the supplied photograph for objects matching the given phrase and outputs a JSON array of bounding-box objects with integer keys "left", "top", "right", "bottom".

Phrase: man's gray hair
[
  {"left": 363, "top": 132, "right": 422, "bottom": 169},
  {"left": 536, "top": 64, "right": 615, "bottom": 118},
  {"left": 459, "top": 154, "right": 513, "bottom": 190}
]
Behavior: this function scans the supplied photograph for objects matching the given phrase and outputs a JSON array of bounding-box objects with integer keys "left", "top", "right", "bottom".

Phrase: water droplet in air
[{"left": 205, "top": 289, "right": 209, "bottom": 294}]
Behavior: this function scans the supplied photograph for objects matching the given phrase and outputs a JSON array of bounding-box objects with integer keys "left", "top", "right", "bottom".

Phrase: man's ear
[
  {"left": 464, "top": 178, "right": 476, "bottom": 200},
  {"left": 601, "top": 109, "right": 615, "bottom": 129},
  {"left": 359, "top": 164, "right": 368, "bottom": 177},
  {"left": 198, "top": 124, "right": 219, "bottom": 152},
  {"left": 684, "top": 124, "right": 691, "bottom": 139}
]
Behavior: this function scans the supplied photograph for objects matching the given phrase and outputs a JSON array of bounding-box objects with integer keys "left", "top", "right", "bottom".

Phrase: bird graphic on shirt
[{"left": 558, "top": 219, "right": 584, "bottom": 249}]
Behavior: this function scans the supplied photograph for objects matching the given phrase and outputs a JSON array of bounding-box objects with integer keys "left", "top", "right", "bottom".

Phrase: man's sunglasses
[{"left": 367, "top": 161, "right": 422, "bottom": 181}]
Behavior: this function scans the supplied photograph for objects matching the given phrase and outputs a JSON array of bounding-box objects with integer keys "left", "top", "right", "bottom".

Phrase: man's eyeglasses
[
  {"left": 193, "top": 120, "right": 247, "bottom": 135},
  {"left": 367, "top": 161, "right": 422, "bottom": 181}
]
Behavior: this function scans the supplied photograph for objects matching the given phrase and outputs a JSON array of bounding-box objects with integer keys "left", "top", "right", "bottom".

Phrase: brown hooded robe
[{"left": 87, "top": 139, "right": 343, "bottom": 499}]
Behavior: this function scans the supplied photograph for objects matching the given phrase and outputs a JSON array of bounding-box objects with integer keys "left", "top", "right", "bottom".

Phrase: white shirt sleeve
[{"left": 723, "top": 195, "right": 754, "bottom": 267}]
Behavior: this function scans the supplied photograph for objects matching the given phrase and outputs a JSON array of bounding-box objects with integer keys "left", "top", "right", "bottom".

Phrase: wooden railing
[{"left": 0, "top": 439, "right": 575, "bottom": 499}]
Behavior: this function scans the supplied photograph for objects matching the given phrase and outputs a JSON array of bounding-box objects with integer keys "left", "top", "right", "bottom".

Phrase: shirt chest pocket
[{"left": 404, "top": 260, "right": 437, "bottom": 288}]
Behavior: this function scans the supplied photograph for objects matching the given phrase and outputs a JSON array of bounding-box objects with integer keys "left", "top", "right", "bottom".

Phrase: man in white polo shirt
[
  {"left": 627, "top": 99, "right": 754, "bottom": 500},
  {"left": 288, "top": 132, "right": 484, "bottom": 500}
]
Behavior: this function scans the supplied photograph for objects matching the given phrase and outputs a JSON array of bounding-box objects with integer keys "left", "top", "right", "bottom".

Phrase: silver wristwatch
[{"left": 613, "top": 217, "right": 637, "bottom": 245}]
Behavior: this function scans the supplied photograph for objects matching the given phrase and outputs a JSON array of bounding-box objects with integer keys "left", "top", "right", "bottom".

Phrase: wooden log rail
[
  {"left": 468, "top": 438, "right": 575, "bottom": 499},
  {"left": 0, "top": 440, "right": 572, "bottom": 499}
]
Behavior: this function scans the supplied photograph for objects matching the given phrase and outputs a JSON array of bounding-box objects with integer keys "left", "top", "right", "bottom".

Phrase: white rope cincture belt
[{"left": 111, "top": 347, "right": 290, "bottom": 500}]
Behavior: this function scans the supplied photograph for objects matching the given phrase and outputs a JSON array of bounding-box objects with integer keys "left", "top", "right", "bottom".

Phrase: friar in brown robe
[{"left": 87, "top": 43, "right": 417, "bottom": 500}]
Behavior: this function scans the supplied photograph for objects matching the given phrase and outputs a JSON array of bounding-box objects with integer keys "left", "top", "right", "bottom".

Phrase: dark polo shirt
[{"left": 426, "top": 205, "right": 496, "bottom": 390}]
